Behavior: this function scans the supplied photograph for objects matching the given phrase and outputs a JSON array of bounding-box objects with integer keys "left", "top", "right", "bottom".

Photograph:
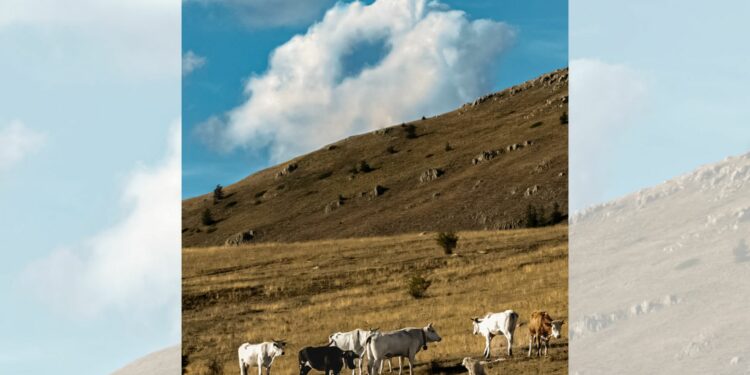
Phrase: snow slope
[{"left": 570, "top": 152, "right": 750, "bottom": 374}]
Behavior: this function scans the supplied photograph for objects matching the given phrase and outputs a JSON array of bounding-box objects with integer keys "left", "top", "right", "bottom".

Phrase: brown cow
[{"left": 527, "top": 311, "right": 564, "bottom": 357}]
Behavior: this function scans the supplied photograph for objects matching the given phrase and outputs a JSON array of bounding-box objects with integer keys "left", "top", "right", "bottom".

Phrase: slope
[{"left": 183, "top": 68, "right": 568, "bottom": 246}]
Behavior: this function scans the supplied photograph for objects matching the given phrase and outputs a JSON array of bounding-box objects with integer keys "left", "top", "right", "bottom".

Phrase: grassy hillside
[
  {"left": 183, "top": 226, "right": 568, "bottom": 374},
  {"left": 183, "top": 68, "right": 568, "bottom": 247}
]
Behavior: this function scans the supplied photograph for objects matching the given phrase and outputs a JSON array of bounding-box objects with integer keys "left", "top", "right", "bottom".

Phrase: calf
[
  {"left": 299, "top": 346, "right": 357, "bottom": 375},
  {"left": 471, "top": 310, "right": 518, "bottom": 359},
  {"left": 238, "top": 340, "right": 286, "bottom": 375},
  {"left": 366, "top": 323, "right": 442, "bottom": 375},
  {"left": 527, "top": 311, "right": 564, "bottom": 357}
]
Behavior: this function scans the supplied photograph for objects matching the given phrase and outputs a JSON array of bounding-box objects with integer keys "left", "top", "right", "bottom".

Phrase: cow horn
[{"left": 369, "top": 327, "right": 379, "bottom": 332}]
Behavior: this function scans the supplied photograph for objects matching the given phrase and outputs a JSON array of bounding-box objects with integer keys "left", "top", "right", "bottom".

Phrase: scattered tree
[
  {"left": 406, "top": 274, "right": 431, "bottom": 299},
  {"left": 404, "top": 124, "right": 418, "bottom": 139},
  {"left": 213, "top": 184, "right": 224, "bottom": 203},
  {"left": 550, "top": 202, "right": 564, "bottom": 224},
  {"left": 201, "top": 208, "right": 214, "bottom": 226},
  {"left": 436, "top": 232, "right": 459, "bottom": 255},
  {"left": 525, "top": 204, "right": 541, "bottom": 228}
]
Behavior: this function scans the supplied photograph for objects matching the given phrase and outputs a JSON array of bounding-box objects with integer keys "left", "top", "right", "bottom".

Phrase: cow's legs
[
  {"left": 483, "top": 335, "right": 492, "bottom": 359},
  {"left": 406, "top": 356, "right": 414, "bottom": 375},
  {"left": 266, "top": 365, "right": 272, "bottom": 375},
  {"left": 527, "top": 335, "right": 533, "bottom": 357},
  {"left": 506, "top": 333, "right": 513, "bottom": 357},
  {"left": 239, "top": 360, "right": 246, "bottom": 375}
]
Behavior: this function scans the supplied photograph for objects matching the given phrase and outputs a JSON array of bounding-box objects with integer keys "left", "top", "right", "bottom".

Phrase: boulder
[
  {"left": 225, "top": 230, "right": 255, "bottom": 246},
  {"left": 419, "top": 168, "right": 444, "bottom": 183},
  {"left": 275, "top": 163, "right": 298, "bottom": 178}
]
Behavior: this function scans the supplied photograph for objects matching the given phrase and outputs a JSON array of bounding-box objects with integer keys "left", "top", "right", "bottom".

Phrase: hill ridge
[{"left": 183, "top": 68, "right": 568, "bottom": 246}]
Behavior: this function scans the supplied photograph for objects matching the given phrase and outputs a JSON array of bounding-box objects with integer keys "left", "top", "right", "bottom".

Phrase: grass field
[{"left": 183, "top": 226, "right": 568, "bottom": 374}]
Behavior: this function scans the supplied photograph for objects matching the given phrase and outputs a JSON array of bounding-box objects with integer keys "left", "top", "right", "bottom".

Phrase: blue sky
[
  {"left": 0, "top": 1, "right": 180, "bottom": 373},
  {"left": 183, "top": 0, "right": 568, "bottom": 198},
  {"left": 570, "top": 0, "right": 750, "bottom": 211}
]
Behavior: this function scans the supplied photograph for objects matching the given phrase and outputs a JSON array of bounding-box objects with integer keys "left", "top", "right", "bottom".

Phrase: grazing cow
[
  {"left": 299, "top": 346, "right": 357, "bottom": 375},
  {"left": 238, "top": 340, "right": 286, "bottom": 375},
  {"left": 461, "top": 357, "right": 486, "bottom": 375},
  {"left": 366, "top": 323, "right": 442, "bottom": 375},
  {"left": 471, "top": 310, "right": 518, "bottom": 358},
  {"left": 527, "top": 311, "right": 564, "bottom": 357}
]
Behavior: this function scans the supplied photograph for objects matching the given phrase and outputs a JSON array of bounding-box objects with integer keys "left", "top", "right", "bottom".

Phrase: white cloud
[
  {"left": 22, "top": 123, "right": 181, "bottom": 322},
  {"left": 183, "top": 50, "right": 207, "bottom": 76},
  {"left": 184, "top": 0, "right": 336, "bottom": 28},
  {"left": 570, "top": 58, "right": 648, "bottom": 211},
  {"left": 0, "top": 120, "right": 46, "bottom": 171},
  {"left": 198, "top": 0, "right": 515, "bottom": 163}
]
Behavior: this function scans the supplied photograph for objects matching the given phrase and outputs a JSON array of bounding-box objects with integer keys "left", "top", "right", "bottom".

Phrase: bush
[
  {"left": 201, "top": 208, "right": 214, "bottom": 226},
  {"left": 436, "top": 232, "right": 458, "bottom": 255},
  {"left": 444, "top": 142, "right": 453, "bottom": 151},
  {"left": 525, "top": 204, "right": 541, "bottom": 228},
  {"left": 351, "top": 160, "right": 373, "bottom": 174},
  {"left": 530, "top": 121, "right": 543, "bottom": 128},
  {"left": 403, "top": 124, "right": 418, "bottom": 139},
  {"left": 213, "top": 184, "right": 224, "bottom": 203},
  {"left": 406, "top": 274, "right": 431, "bottom": 299},
  {"left": 560, "top": 112, "right": 568, "bottom": 124},
  {"left": 549, "top": 202, "right": 564, "bottom": 224},
  {"left": 387, "top": 145, "right": 397, "bottom": 154}
]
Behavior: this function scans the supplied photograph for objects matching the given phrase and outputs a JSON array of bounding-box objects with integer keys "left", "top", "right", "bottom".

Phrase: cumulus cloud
[
  {"left": 22, "top": 123, "right": 180, "bottom": 321},
  {"left": 0, "top": 120, "right": 46, "bottom": 171},
  {"left": 184, "top": 0, "right": 336, "bottom": 28},
  {"left": 570, "top": 58, "right": 648, "bottom": 212},
  {"left": 183, "top": 50, "right": 207, "bottom": 76},
  {"left": 198, "top": 0, "right": 515, "bottom": 163}
]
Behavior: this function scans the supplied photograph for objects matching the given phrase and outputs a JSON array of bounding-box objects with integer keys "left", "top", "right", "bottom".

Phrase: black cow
[{"left": 299, "top": 346, "right": 357, "bottom": 375}]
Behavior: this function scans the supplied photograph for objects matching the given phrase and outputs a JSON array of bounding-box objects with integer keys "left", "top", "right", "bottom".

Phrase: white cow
[
  {"left": 238, "top": 340, "right": 286, "bottom": 375},
  {"left": 471, "top": 310, "right": 518, "bottom": 359},
  {"left": 329, "top": 329, "right": 395, "bottom": 375},
  {"left": 366, "top": 323, "right": 442, "bottom": 375}
]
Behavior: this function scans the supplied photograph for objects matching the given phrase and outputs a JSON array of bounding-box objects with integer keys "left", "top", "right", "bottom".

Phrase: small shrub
[
  {"left": 525, "top": 204, "right": 540, "bottom": 228},
  {"left": 436, "top": 232, "right": 458, "bottom": 255},
  {"left": 406, "top": 274, "right": 431, "bottom": 299},
  {"left": 387, "top": 145, "right": 397, "bottom": 154},
  {"left": 351, "top": 160, "right": 373, "bottom": 174},
  {"left": 213, "top": 184, "right": 224, "bottom": 203},
  {"left": 559, "top": 112, "right": 568, "bottom": 124},
  {"left": 421, "top": 116, "right": 427, "bottom": 120},
  {"left": 444, "top": 142, "right": 453, "bottom": 151},
  {"left": 549, "top": 202, "right": 564, "bottom": 224},
  {"left": 201, "top": 208, "right": 214, "bottom": 226},
  {"left": 404, "top": 124, "right": 418, "bottom": 139},
  {"left": 530, "top": 121, "right": 543, "bottom": 129}
]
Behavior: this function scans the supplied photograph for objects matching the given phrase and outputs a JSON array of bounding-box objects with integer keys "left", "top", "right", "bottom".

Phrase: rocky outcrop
[
  {"left": 224, "top": 230, "right": 255, "bottom": 246},
  {"left": 275, "top": 163, "right": 298, "bottom": 178},
  {"left": 419, "top": 168, "right": 444, "bottom": 183}
]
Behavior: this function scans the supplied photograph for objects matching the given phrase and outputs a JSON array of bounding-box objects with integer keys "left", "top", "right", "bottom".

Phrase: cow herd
[{"left": 237, "top": 310, "right": 564, "bottom": 375}]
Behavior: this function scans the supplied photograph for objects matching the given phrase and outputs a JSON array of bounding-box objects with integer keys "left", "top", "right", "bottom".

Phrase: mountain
[
  {"left": 570, "top": 152, "right": 750, "bottom": 374},
  {"left": 183, "top": 68, "right": 568, "bottom": 247}
]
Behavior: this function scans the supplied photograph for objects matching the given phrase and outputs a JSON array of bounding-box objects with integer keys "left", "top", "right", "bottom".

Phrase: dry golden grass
[{"left": 183, "top": 226, "right": 567, "bottom": 374}]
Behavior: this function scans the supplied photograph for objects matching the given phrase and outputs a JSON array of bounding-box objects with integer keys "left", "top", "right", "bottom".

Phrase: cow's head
[
  {"left": 470, "top": 317, "right": 483, "bottom": 335},
  {"left": 342, "top": 350, "right": 358, "bottom": 369},
  {"left": 550, "top": 320, "right": 564, "bottom": 339},
  {"left": 272, "top": 340, "right": 286, "bottom": 356},
  {"left": 424, "top": 323, "right": 442, "bottom": 343}
]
